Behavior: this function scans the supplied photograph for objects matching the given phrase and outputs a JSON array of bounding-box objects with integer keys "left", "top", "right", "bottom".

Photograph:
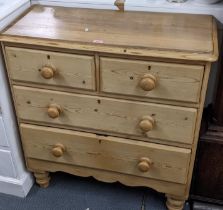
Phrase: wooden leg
[
  {"left": 33, "top": 171, "right": 51, "bottom": 188},
  {"left": 166, "top": 195, "right": 185, "bottom": 210}
]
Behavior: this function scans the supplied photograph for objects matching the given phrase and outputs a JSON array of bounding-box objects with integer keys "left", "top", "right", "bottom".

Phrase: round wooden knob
[
  {"left": 52, "top": 143, "right": 65, "bottom": 157},
  {"left": 40, "top": 66, "right": 56, "bottom": 79},
  {"left": 139, "top": 74, "right": 157, "bottom": 91},
  {"left": 139, "top": 116, "right": 155, "bottom": 132},
  {"left": 47, "top": 104, "right": 62, "bottom": 119},
  {"left": 138, "top": 157, "right": 152, "bottom": 172}
]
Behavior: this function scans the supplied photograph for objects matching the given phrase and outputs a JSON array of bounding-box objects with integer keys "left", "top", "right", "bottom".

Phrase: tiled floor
[{"left": 0, "top": 172, "right": 190, "bottom": 210}]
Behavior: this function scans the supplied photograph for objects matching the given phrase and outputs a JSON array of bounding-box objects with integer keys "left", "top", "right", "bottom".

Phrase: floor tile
[
  {"left": 0, "top": 172, "right": 144, "bottom": 210},
  {"left": 144, "top": 188, "right": 191, "bottom": 210}
]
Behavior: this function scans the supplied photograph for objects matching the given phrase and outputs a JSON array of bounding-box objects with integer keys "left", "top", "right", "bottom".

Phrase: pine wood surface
[
  {"left": 100, "top": 57, "right": 204, "bottom": 103},
  {"left": 13, "top": 85, "right": 197, "bottom": 145},
  {"left": 20, "top": 124, "right": 191, "bottom": 184},
  {"left": 0, "top": 5, "right": 218, "bottom": 61},
  {"left": 27, "top": 158, "right": 187, "bottom": 196},
  {"left": 5, "top": 47, "right": 96, "bottom": 91}
]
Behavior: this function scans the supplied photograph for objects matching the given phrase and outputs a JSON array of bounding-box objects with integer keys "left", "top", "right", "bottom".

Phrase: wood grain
[
  {"left": 166, "top": 196, "right": 185, "bottom": 210},
  {"left": 20, "top": 124, "right": 191, "bottom": 184},
  {"left": 33, "top": 171, "right": 50, "bottom": 188},
  {"left": 100, "top": 57, "right": 204, "bottom": 103},
  {"left": 13, "top": 86, "right": 197, "bottom": 145},
  {"left": 184, "top": 64, "right": 212, "bottom": 197},
  {"left": 0, "top": 5, "right": 218, "bottom": 61},
  {"left": 27, "top": 158, "right": 187, "bottom": 196},
  {"left": 5, "top": 47, "right": 96, "bottom": 91}
]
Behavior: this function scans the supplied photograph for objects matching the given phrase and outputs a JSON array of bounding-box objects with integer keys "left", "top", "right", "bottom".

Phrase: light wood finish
[
  {"left": 139, "top": 74, "right": 157, "bottom": 92},
  {"left": 27, "top": 158, "right": 187, "bottom": 196},
  {"left": 13, "top": 86, "right": 197, "bottom": 145},
  {"left": 184, "top": 64, "right": 212, "bottom": 196},
  {"left": 100, "top": 57, "right": 204, "bottom": 103},
  {"left": 0, "top": 5, "right": 218, "bottom": 210},
  {"left": 33, "top": 171, "right": 50, "bottom": 188},
  {"left": 51, "top": 143, "right": 66, "bottom": 158},
  {"left": 139, "top": 116, "right": 155, "bottom": 133},
  {"left": 0, "top": 6, "right": 218, "bottom": 62},
  {"left": 20, "top": 124, "right": 191, "bottom": 184},
  {"left": 166, "top": 195, "right": 186, "bottom": 210},
  {"left": 138, "top": 157, "right": 152, "bottom": 173},
  {"left": 5, "top": 47, "right": 96, "bottom": 91},
  {"left": 47, "top": 104, "right": 62, "bottom": 119},
  {"left": 40, "top": 66, "right": 56, "bottom": 79},
  {"left": 9, "top": 80, "right": 203, "bottom": 109},
  {"left": 114, "top": 0, "right": 125, "bottom": 11}
]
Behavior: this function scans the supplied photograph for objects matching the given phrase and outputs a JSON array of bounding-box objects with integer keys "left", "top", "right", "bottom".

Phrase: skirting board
[
  {"left": 31, "top": 0, "right": 223, "bottom": 25},
  {"left": 193, "top": 201, "right": 223, "bottom": 210},
  {"left": 0, "top": 1, "right": 30, "bottom": 31},
  {"left": 0, "top": 173, "right": 33, "bottom": 198}
]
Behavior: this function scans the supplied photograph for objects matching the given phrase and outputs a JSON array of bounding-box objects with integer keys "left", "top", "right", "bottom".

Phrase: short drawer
[
  {"left": 5, "top": 47, "right": 96, "bottom": 91},
  {"left": 20, "top": 124, "right": 191, "bottom": 184},
  {"left": 100, "top": 57, "right": 204, "bottom": 103},
  {"left": 14, "top": 86, "right": 197, "bottom": 145}
]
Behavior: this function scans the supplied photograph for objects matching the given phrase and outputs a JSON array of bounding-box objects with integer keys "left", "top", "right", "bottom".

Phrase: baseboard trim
[
  {"left": 0, "top": 173, "right": 33, "bottom": 197},
  {"left": 192, "top": 201, "right": 223, "bottom": 210}
]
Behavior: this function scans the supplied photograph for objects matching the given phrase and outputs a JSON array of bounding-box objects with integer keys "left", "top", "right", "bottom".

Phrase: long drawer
[
  {"left": 14, "top": 86, "right": 197, "bottom": 144},
  {"left": 5, "top": 47, "right": 96, "bottom": 91},
  {"left": 20, "top": 124, "right": 191, "bottom": 184},
  {"left": 100, "top": 57, "right": 204, "bottom": 103}
]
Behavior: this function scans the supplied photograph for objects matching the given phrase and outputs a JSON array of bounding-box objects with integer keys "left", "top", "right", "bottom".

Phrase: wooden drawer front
[
  {"left": 20, "top": 124, "right": 191, "bottom": 184},
  {"left": 5, "top": 47, "right": 95, "bottom": 90},
  {"left": 14, "top": 86, "right": 197, "bottom": 144},
  {"left": 100, "top": 57, "right": 204, "bottom": 103}
]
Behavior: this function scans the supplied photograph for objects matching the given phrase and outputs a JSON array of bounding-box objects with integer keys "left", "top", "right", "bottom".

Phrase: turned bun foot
[
  {"left": 166, "top": 195, "right": 185, "bottom": 210},
  {"left": 34, "top": 171, "right": 51, "bottom": 188}
]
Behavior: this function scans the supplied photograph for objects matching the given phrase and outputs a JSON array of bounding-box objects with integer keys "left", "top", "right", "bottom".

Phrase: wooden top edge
[
  {"left": 0, "top": 35, "right": 217, "bottom": 62},
  {"left": 212, "top": 17, "right": 219, "bottom": 62}
]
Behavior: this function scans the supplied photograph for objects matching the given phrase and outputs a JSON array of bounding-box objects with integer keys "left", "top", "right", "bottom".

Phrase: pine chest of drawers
[{"left": 0, "top": 5, "right": 218, "bottom": 210}]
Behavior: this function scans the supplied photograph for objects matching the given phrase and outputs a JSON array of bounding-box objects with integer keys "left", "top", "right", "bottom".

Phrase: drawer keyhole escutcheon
[
  {"left": 139, "top": 116, "right": 155, "bottom": 132},
  {"left": 47, "top": 104, "right": 62, "bottom": 119},
  {"left": 52, "top": 143, "right": 66, "bottom": 157},
  {"left": 138, "top": 157, "right": 152, "bottom": 172},
  {"left": 139, "top": 74, "right": 157, "bottom": 91},
  {"left": 40, "top": 66, "right": 56, "bottom": 79}
]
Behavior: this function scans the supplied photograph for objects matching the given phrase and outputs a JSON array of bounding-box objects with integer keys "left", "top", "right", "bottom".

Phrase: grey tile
[
  {"left": 143, "top": 189, "right": 166, "bottom": 210},
  {"left": 0, "top": 172, "right": 144, "bottom": 210},
  {"left": 192, "top": 201, "right": 223, "bottom": 210},
  {"left": 144, "top": 189, "right": 191, "bottom": 210}
]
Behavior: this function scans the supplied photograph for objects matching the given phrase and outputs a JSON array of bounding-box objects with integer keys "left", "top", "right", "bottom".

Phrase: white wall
[
  {"left": 0, "top": 0, "right": 33, "bottom": 197},
  {"left": 31, "top": 0, "right": 223, "bottom": 24}
]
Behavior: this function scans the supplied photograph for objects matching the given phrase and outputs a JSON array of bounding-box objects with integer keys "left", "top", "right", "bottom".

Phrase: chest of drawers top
[{"left": 0, "top": 5, "right": 218, "bottom": 62}]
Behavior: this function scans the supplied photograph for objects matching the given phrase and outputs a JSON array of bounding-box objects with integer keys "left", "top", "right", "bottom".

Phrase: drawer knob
[
  {"left": 138, "top": 157, "right": 152, "bottom": 172},
  {"left": 139, "top": 74, "right": 157, "bottom": 91},
  {"left": 139, "top": 116, "right": 155, "bottom": 132},
  {"left": 47, "top": 104, "right": 62, "bottom": 119},
  {"left": 41, "top": 66, "right": 56, "bottom": 79},
  {"left": 52, "top": 143, "right": 66, "bottom": 157}
]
